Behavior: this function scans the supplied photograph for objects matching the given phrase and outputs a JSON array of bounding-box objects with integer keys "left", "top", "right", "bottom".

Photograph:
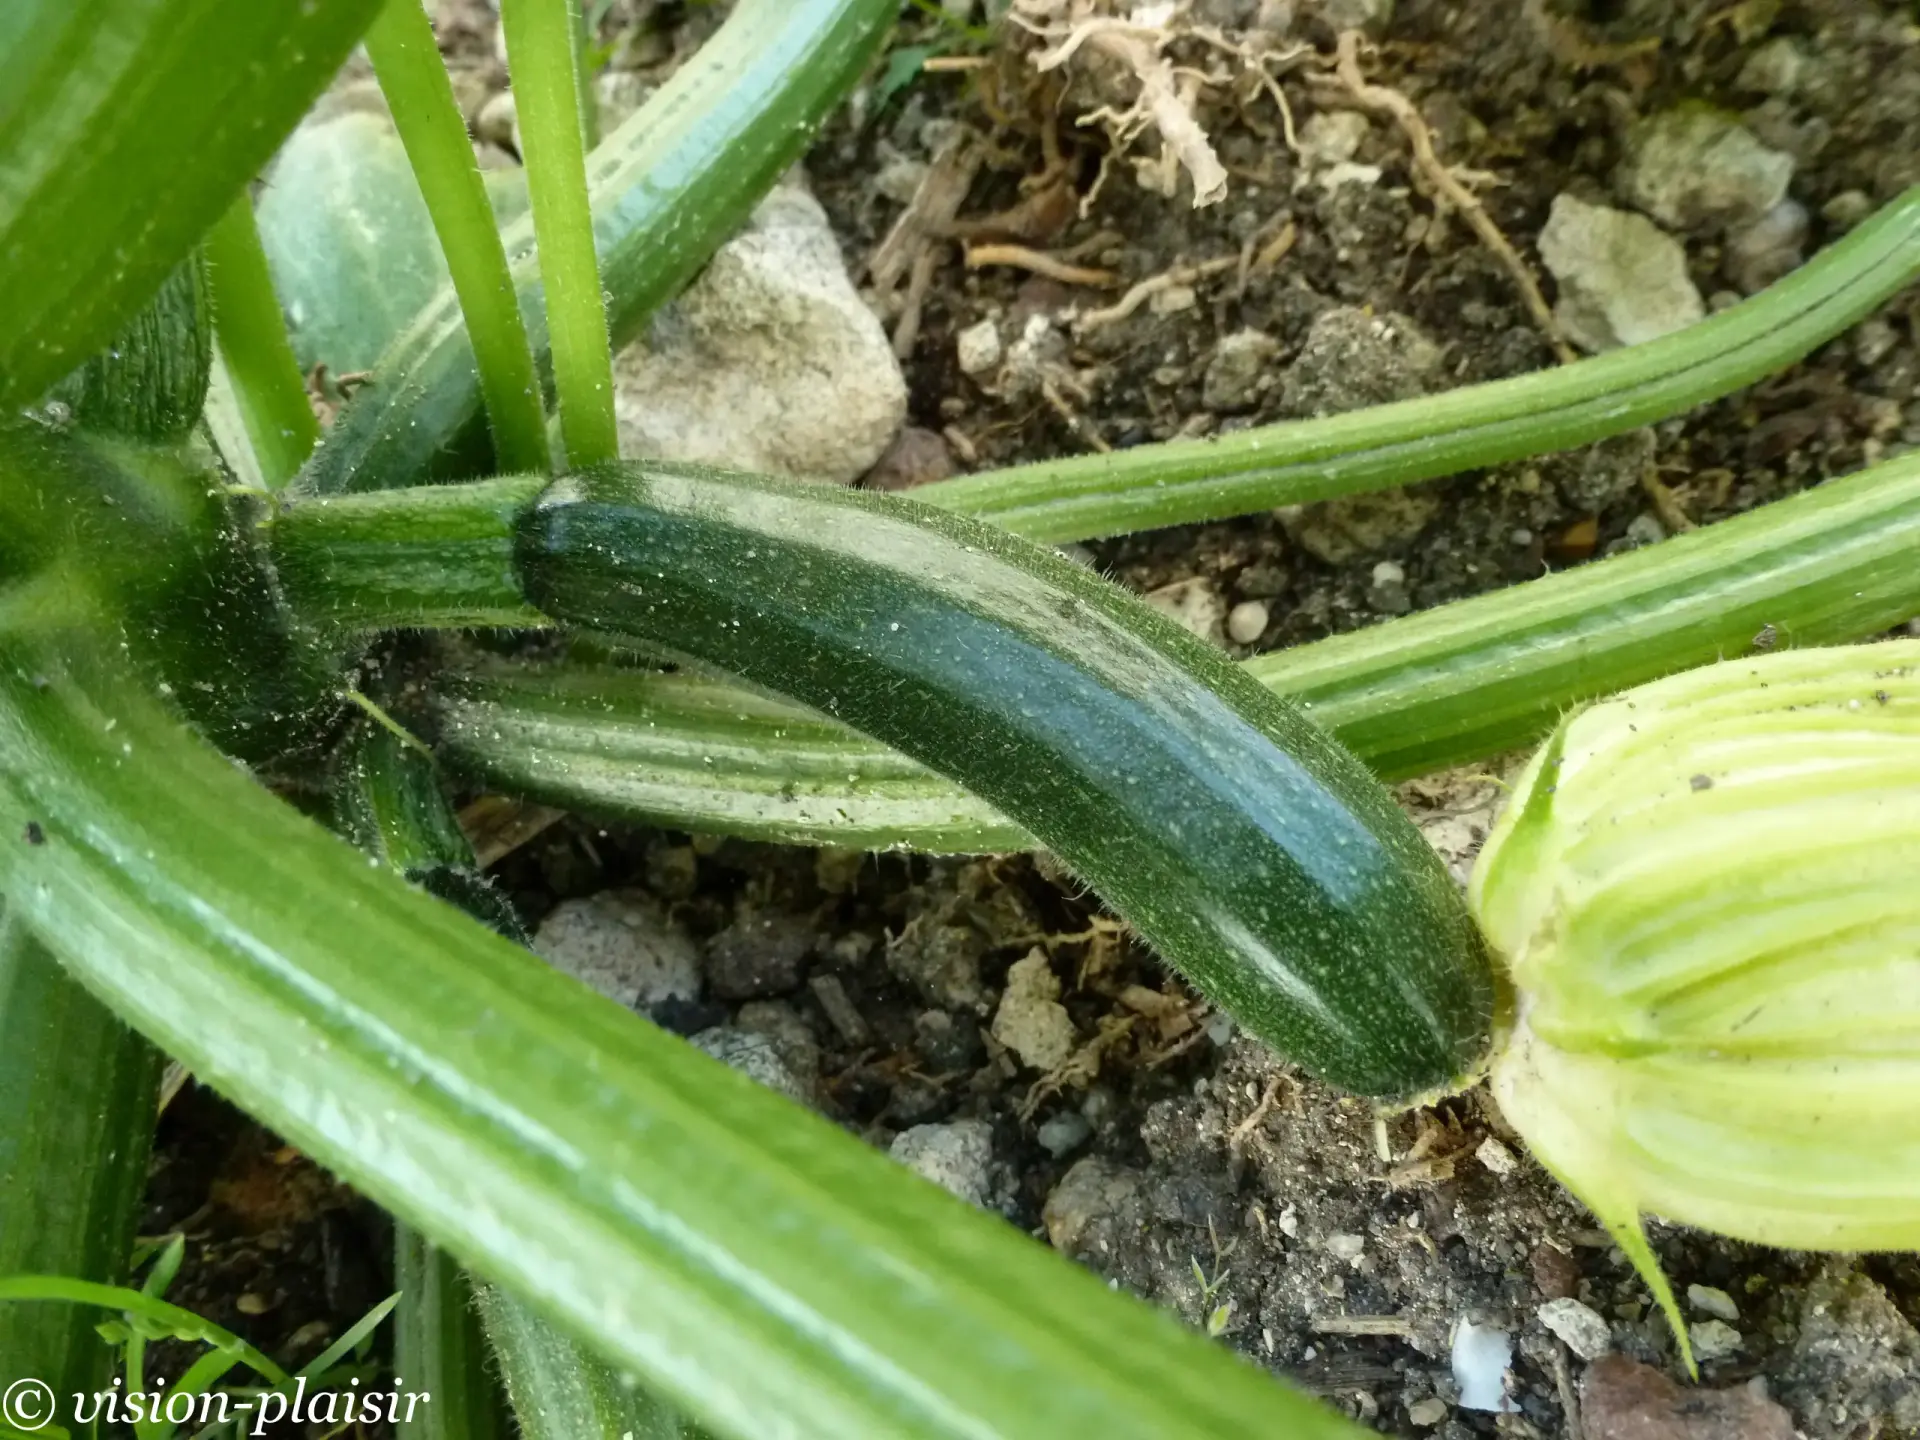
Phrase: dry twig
[{"left": 963, "top": 242, "right": 1118, "bottom": 286}]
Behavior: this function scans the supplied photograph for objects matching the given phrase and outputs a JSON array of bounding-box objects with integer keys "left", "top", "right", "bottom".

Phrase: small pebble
[
  {"left": 1036, "top": 1110, "right": 1094, "bottom": 1158},
  {"left": 1689, "top": 1319, "right": 1743, "bottom": 1363},
  {"left": 1688, "top": 1284, "right": 1740, "bottom": 1323},
  {"left": 1475, "top": 1136, "right": 1519, "bottom": 1176},
  {"left": 889, "top": 1120, "right": 995, "bottom": 1207},
  {"left": 956, "top": 319, "right": 1002, "bottom": 377},
  {"left": 1821, "top": 190, "right": 1875, "bottom": 230},
  {"left": 1325, "top": 1232, "right": 1366, "bottom": 1262},
  {"left": 1406, "top": 1397, "right": 1449, "bottom": 1428},
  {"left": 1451, "top": 1320, "right": 1515, "bottom": 1413},
  {"left": 1226, "top": 599, "right": 1270, "bottom": 645},
  {"left": 236, "top": 1292, "right": 272, "bottom": 1316},
  {"left": 1539, "top": 1297, "right": 1613, "bottom": 1361}
]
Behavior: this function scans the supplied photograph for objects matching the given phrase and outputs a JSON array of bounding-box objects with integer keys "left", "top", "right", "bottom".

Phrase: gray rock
[
  {"left": 889, "top": 1120, "right": 995, "bottom": 1207},
  {"left": 1406, "top": 1397, "right": 1448, "bottom": 1428},
  {"left": 1538, "top": 194, "right": 1705, "bottom": 353},
  {"left": 1366, "top": 558, "right": 1410, "bottom": 614},
  {"left": 1616, "top": 108, "right": 1794, "bottom": 233},
  {"left": 690, "top": 1026, "right": 813, "bottom": 1107},
  {"left": 533, "top": 892, "right": 700, "bottom": 1011},
  {"left": 1821, "top": 189, "right": 1875, "bottom": 230},
  {"left": 1201, "top": 328, "right": 1280, "bottom": 412},
  {"left": 991, "top": 950, "right": 1077, "bottom": 1071},
  {"left": 614, "top": 182, "right": 907, "bottom": 482},
  {"left": 705, "top": 907, "right": 812, "bottom": 999},
  {"left": 734, "top": 999, "right": 822, "bottom": 1093},
  {"left": 914, "top": 1010, "right": 984, "bottom": 1072},
  {"left": 1281, "top": 487, "right": 1439, "bottom": 565},
  {"left": 888, "top": 920, "right": 986, "bottom": 1010},
  {"left": 1559, "top": 428, "right": 1657, "bottom": 513},
  {"left": 1538, "top": 1297, "right": 1612, "bottom": 1361},
  {"left": 1736, "top": 38, "right": 1806, "bottom": 97},
  {"left": 1297, "top": 112, "right": 1370, "bottom": 171},
  {"left": 1042, "top": 1157, "right": 1146, "bottom": 1254},
  {"left": 1279, "top": 306, "right": 1441, "bottom": 418},
  {"left": 1688, "top": 1320, "right": 1742, "bottom": 1364},
  {"left": 1779, "top": 1262, "right": 1920, "bottom": 1434},
  {"left": 1725, "top": 199, "right": 1808, "bottom": 294},
  {"left": 1036, "top": 1110, "right": 1093, "bottom": 1158}
]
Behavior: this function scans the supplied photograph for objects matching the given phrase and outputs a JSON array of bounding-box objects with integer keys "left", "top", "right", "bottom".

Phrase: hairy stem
[
  {"left": 914, "top": 187, "right": 1920, "bottom": 542},
  {"left": 365, "top": 0, "right": 550, "bottom": 475},
  {"left": 204, "top": 193, "right": 320, "bottom": 488},
  {"left": 501, "top": 0, "right": 617, "bottom": 468}
]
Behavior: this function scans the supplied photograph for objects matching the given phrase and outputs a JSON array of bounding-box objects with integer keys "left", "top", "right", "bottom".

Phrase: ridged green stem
[
  {"left": 0, "top": 919, "right": 161, "bottom": 1434},
  {"left": 415, "top": 448, "right": 1920, "bottom": 847},
  {"left": 298, "top": 0, "right": 897, "bottom": 494},
  {"left": 501, "top": 0, "right": 617, "bottom": 468},
  {"left": 394, "top": 1231, "right": 506, "bottom": 1440},
  {"left": 205, "top": 193, "right": 320, "bottom": 487},
  {"left": 915, "top": 188, "right": 1920, "bottom": 542},
  {"left": 364, "top": 0, "right": 550, "bottom": 475},
  {"left": 0, "top": 633, "right": 1362, "bottom": 1440}
]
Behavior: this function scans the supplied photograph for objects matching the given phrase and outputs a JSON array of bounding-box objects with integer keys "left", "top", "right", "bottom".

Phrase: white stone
[
  {"left": 1226, "top": 600, "right": 1270, "bottom": 645},
  {"left": 1539, "top": 194, "right": 1705, "bottom": 353},
  {"left": 956, "top": 318, "right": 1003, "bottom": 377},
  {"left": 614, "top": 182, "right": 907, "bottom": 482},
  {"left": 1299, "top": 111, "right": 1370, "bottom": 169},
  {"left": 1687, "top": 1284, "right": 1740, "bottom": 1323},
  {"left": 1451, "top": 1321, "right": 1515, "bottom": 1413},
  {"left": 1538, "top": 1298, "right": 1612, "bottom": 1361},
  {"left": 1325, "top": 1233, "right": 1366, "bottom": 1263},
  {"left": 1475, "top": 1135, "right": 1519, "bottom": 1176}
]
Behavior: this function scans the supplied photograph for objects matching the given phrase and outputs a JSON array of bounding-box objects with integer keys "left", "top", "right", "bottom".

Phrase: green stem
[
  {"left": 204, "top": 193, "right": 320, "bottom": 488},
  {"left": 394, "top": 1228, "right": 508, "bottom": 1440},
  {"left": 913, "top": 187, "right": 1920, "bottom": 542},
  {"left": 0, "top": 919, "right": 162, "bottom": 1429},
  {"left": 500, "top": 0, "right": 618, "bottom": 468},
  {"left": 422, "top": 447, "right": 1920, "bottom": 847},
  {"left": 0, "top": 633, "right": 1363, "bottom": 1440},
  {"left": 476, "top": 1284, "right": 701, "bottom": 1440},
  {"left": 297, "top": 0, "right": 897, "bottom": 494},
  {"left": 364, "top": 0, "right": 550, "bottom": 476}
]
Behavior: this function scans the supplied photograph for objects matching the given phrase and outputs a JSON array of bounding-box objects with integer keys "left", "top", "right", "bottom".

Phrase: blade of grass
[
  {"left": 0, "top": 1278, "right": 289, "bottom": 1387},
  {"left": 913, "top": 186, "right": 1920, "bottom": 542},
  {"left": 413, "top": 446, "right": 1920, "bottom": 846},
  {"left": 364, "top": 0, "right": 550, "bottom": 476},
  {"left": 204, "top": 194, "right": 320, "bottom": 489},
  {"left": 0, "top": 0, "right": 386, "bottom": 408},
  {"left": 298, "top": 0, "right": 897, "bottom": 494},
  {"left": 501, "top": 0, "right": 618, "bottom": 468},
  {"left": 0, "top": 633, "right": 1364, "bottom": 1440}
]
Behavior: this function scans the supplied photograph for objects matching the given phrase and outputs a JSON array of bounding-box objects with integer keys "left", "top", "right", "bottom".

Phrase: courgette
[{"left": 515, "top": 464, "right": 1494, "bottom": 1100}]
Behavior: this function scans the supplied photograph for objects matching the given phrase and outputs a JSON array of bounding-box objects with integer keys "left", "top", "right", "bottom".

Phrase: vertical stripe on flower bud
[{"left": 1470, "top": 640, "right": 1920, "bottom": 1372}]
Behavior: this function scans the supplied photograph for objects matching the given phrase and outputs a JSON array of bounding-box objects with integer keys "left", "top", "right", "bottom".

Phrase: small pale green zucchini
[{"left": 515, "top": 464, "right": 1494, "bottom": 1100}]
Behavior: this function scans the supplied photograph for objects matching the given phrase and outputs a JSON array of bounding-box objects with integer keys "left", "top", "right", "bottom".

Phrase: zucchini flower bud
[{"left": 1469, "top": 639, "right": 1920, "bottom": 1370}]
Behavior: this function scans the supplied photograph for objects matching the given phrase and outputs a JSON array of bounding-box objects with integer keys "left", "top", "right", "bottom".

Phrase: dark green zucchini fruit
[{"left": 515, "top": 464, "right": 1494, "bottom": 1099}]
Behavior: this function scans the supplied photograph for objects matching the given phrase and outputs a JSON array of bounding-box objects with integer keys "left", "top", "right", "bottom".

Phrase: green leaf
[
  {"left": 873, "top": 45, "right": 936, "bottom": 115},
  {"left": 0, "top": 634, "right": 1364, "bottom": 1440},
  {"left": 0, "top": 0, "right": 388, "bottom": 409}
]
